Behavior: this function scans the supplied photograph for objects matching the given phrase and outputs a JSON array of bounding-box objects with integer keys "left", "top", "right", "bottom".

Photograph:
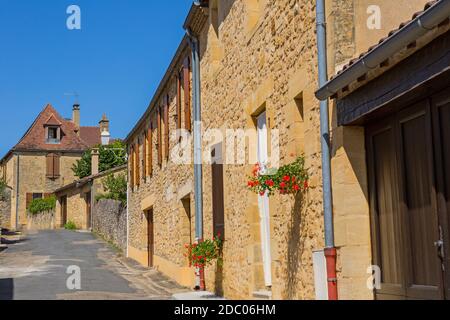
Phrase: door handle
[{"left": 434, "top": 240, "right": 445, "bottom": 260}]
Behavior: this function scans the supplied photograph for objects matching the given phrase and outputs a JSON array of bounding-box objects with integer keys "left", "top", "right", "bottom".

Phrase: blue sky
[{"left": 0, "top": 0, "right": 192, "bottom": 157}]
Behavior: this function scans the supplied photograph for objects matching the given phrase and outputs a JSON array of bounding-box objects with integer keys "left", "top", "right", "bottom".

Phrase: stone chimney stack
[
  {"left": 99, "top": 114, "right": 109, "bottom": 133},
  {"left": 72, "top": 104, "right": 80, "bottom": 130},
  {"left": 91, "top": 148, "right": 99, "bottom": 176}
]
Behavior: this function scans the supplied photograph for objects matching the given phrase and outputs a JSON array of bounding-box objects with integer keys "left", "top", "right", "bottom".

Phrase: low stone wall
[
  {"left": 0, "top": 188, "right": 12, "bottom": 229},
  {"left": 27, "top": 210, "right": 55, "bottom": 231},
  {"left": 93, "top": 199, "right": 127, "bottom": 253}
]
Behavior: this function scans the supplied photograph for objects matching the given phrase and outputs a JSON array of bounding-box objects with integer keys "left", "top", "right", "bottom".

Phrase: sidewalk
[{"left": 172, "top": 291, "right": 226, "bottom": 300}]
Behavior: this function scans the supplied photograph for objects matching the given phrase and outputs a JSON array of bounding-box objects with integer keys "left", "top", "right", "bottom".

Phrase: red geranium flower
[
  {"left": 280, "top": 182, "right": 287, "bottom": 188},
  {"left": 283, "top": 175, "right": 290, "bottom": 182}
]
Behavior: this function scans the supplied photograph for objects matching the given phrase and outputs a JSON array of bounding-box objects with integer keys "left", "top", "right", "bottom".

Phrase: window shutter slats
[
  {"left": 129, "top": 146, "right": 135, "bottom": 189},
  {"left": 26, "top": 193, "right": 33, "bottom": 209},
  {"left": 177, "top": 72, "right": 182, "bottom": 129},
  {"left": 53, "top": 154, "right": 60, "bottom": 177},
  {"left": 135, "top": 142, "right": 140, "bottom": 186},
  {"left": 148, "top": 124, "right": 153, "bottom": 176},
  {"left": 164, "top": 95, "right": 170, "bottom": 160},
  {"left": 157, "top": 107, "right": 162, "bottom": 165},
  {"left": 143, "top": 132, "right": 147, "bottom": 179},
  {"left": 183, "top": 56, "right": 191, "bottom": 132},
  {"left": 46, "top": 154, "right": 53, "bottom": 178}
]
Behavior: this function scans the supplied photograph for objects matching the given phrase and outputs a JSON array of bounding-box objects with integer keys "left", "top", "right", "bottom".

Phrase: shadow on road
[
  {"left": 0, "top": 278, "right": 14, "bottom": 300},
  {"left": 0, "top": 238, "right": 26, "bottom": 245}
]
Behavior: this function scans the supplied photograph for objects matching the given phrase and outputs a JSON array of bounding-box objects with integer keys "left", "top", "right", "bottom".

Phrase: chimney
[
  {"left": 91, "top": 148, "right": 99, "bottom": 176},
  {"left": 99, "top": 114, "right": 109, "bottom": 133},
  {"left": 99, "top": 114, "right": 111, "bottom": 145},
  {"left": 72, "top": 104, "right": 80, "bottom": 130}
]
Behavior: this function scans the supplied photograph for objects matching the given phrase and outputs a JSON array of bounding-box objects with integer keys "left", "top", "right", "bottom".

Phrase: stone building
[
  {"left": 318, "top": 0, "right": 450, "bottom": 300},
  {"left": 125, "top": 0, "right": 429, "bottom": 300},
  {"left": 0, "top": 103, "right": 111, "bottom": 230}
]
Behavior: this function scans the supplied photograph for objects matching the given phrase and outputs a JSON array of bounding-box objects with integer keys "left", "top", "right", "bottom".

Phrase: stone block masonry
[{"left": 93, "top": 199, "right": 127, "bottom": 253}]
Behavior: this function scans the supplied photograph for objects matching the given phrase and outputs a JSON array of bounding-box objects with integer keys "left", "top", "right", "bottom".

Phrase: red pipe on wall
[{"left": 324, "top": 247, "right": 338, "bottom": 300}]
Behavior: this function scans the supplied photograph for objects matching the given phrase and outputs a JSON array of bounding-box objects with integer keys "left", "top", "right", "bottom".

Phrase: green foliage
[
  {"left": 64, "top": 221, "right": 77, "bottom": 230},
  {"left": 72, "top": 140, "right": 126, "bottom": 179},
  {"left": 95, "top": 173, "right": 127, "bottom": 205},
  {"left": 247, "top": 156, "right": 309, "bottom": 196},
  {"left": 0, "top": 178, "right": 6, "bottom": 201},
  {"left": 185, "top": 234, "right": 223, "bottom": 268},
  {"left": 28, "top": 196, "right": 57, "bottom": 215}
]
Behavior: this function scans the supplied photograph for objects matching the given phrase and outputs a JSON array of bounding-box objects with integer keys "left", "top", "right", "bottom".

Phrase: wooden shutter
[
  {"left": 177, "top": 72, "right": 182, "bottom": 129},
  {"left": 143, "top": 132, "right": 147, "bottom": 179},
  {"left": 157, "top": 107, "right": 162, "bottom": 165},
  {"left": 183, "top": 56, "right": 191, "bottom": 131},
  {"left": 26, "top": 193, "right": 33, "bottom": 209},
  {"left": 135, "top": 142, "right": 140, "bottom": 186},
  {"left": 148, "top": 124, "right": 153, "bottom": 176},
  {"left": 46, "top": 154, "right": 54, "bottom": 178},
  {"left": 46, "top": 153, "right": 60, "bottom": 178},
  {"left": 129, "top": 146, "right": 135, "bottom": 189},
  {"left": 44, "top": 193, "right": 52, "bottom": 199},
  {"left": 53, "top": 154, "right": 60, "bottom": 177},
  {"left": 164, "top": 95, "right": 170, "bottom": 160}
]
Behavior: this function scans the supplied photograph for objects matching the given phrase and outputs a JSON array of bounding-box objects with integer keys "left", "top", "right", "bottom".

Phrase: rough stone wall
[
  {"left": 93, "top": 199, "right": 127, "bottom": 253},
  {"left": 26, "top": 210, "right": 55, "bottom": 231},
  {"left": 197, "top": 0, "right": 325, "bottom": 299},
  {"left": 127, "top": 44, "right": 196, "bottom": 280},
  {"left": 64, "top": 186, "right": 89, "bottom": 230},
  {"left": 0, "top": 187, "right": 12, "bottom": 229},
  {"left": 7, "top": 152, "right": 81, "bottom": 229}
]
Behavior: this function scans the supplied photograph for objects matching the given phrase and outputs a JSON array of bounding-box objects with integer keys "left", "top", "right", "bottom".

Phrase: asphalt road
[{"left": 0, "top": 230, "right": 187, "bottom": 300}]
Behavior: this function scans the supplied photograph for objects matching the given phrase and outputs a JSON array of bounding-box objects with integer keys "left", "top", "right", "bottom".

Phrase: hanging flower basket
[
  {"left": 247, "top": 156, "right": 309, "bottom": 196},
  {"left": 184, "top": 233, "right": 223, "bottom": 269}
]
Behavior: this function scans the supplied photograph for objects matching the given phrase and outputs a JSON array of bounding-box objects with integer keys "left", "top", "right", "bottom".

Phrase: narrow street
[{"left": 0, "top": 230, "right": 188, "bottom": 300}]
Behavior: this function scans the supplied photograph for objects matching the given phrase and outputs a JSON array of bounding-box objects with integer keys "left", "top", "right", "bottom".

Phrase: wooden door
[
  {"left": 86, "top": 192, "right": 92, "bottom": 230},
  {"left": 147, "top": 209, "right": 154, "bottom": 268},
  {"left": 367, "top": 99, "right": 446, "bottom": 299},
  {"left": 212, "top": 145, "right": 225, "bottom": 239},
  {"left": 60, "top": 196, "right": 67, "bottom": 227},
  {"left": 431, "top": 90, "right": 450, "bottom": 298}
]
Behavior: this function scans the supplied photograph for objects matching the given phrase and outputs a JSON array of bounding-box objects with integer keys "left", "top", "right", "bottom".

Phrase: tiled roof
[
  {"left": 13, "top": 104, "right": 89, "bottom": 152},
  {"left": 44, "top": 114, "right": 62, "bottom": 126},
  {"left": 331, "top": 1, "right": 439, "bottom": 80},
  {"left": 80, "top": 126, "right": 101, "bottom": 148}
]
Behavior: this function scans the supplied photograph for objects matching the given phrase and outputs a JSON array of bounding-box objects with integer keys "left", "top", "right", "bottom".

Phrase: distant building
[{"left": 0, "top": 103, "right": 111, "bottom": 230}]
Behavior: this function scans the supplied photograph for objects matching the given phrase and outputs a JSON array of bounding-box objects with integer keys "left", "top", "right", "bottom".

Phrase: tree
[{"left": 72, "top": 140, "right": 127, "bottom": 179}]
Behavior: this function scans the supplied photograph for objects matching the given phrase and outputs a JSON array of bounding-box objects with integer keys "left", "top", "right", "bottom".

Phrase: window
[
  {"left": 46, "top": 126, "right": 61, "bottom": 144},
  {"left": 33, "top": 193, "right": 43, "bottom": 200},
  {"left": 46, "top": 153, "right": 60, "bottom": 179}
]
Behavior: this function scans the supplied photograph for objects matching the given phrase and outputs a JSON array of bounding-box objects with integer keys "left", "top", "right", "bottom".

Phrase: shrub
[
  {"left": 0, "top": 178, "right": 6, "bottom": 201},
  {"left": 28, "top": 196, "right": 56, "bottom": 215},
  {"left": 72, "top": 140, "right": 126, "bottom": 179},
  {"left": 96, "top": 173, "right": 127, "bottom": 205},
  {"left": 64, "top": 221, "right": 77, "bottom": 230}
]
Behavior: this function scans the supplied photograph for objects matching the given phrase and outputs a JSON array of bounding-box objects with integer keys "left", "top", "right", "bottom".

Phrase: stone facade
[
  {"left": 0, "top": 187, "right": 12, "bottom": 229},
  {"left": 93, "top": 199, "right": 127, "bottom": 253},
  {"left": 125, "top": 0, "right": 429, "bottom": 300},
  {"left": 55, "top": 165, "right": 127, "bottom": 231},
  {"left": 26, "top": 210, "right": 55, "bottom": 231}
]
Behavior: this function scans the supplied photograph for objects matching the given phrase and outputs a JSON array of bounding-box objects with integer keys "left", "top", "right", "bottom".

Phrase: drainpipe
[
  {"left": 187, "top": 28, "right": 205, "bottom": 291},
  {"left": 15, "top": 154, "right": 20, "bottom": 231},
  {"left": 316, "top": 0, "right": 338, "bottom": 300}
]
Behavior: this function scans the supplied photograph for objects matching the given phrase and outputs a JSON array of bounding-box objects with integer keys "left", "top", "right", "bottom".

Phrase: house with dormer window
[{"left": 0, "top": 103, "right": 111, "bottom": 230}]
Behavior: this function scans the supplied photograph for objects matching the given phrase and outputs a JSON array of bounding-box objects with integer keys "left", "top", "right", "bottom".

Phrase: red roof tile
[
  {"left": 80, "top": 126, "right": 101, "bottom": 148},
  {"left": 13, "top": 104, "right": 89, "bottom": 152}
]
